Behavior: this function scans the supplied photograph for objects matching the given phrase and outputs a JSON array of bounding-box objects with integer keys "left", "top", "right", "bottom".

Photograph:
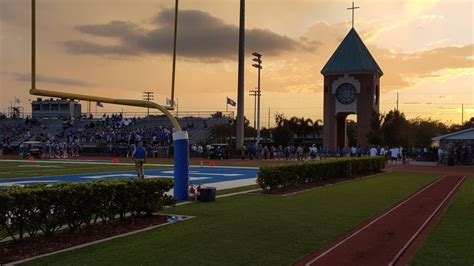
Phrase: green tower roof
[{"left": 321, "top": 28, "right": 383, "bottom": 75}]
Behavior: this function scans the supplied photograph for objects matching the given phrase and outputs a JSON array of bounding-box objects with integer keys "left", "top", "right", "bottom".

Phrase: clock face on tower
[{"left": 335, "top": 83, "right": 357, "bottom": 105}]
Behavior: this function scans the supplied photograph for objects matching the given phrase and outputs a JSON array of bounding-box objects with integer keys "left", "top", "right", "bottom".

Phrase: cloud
[
  {"left": 62, "top": 9, "right": 309, "bottom": 61},
  {"left": 377, "top": 45, "right": 474, "bottom": 89},
  {"left": 405, "top": 0, "right": 440, "bottom": 16},
  {"left": 0, "top": 0, "right": 29, "bottom": 26},
  {"left": 262, "top": 22, "right": 473, "bottom": 93},
  {"left": 14, "top": 73, "right": 96, "bottom": 87},
  {"left": 62, "top": 40, "right": 139, "bottom": 56}
]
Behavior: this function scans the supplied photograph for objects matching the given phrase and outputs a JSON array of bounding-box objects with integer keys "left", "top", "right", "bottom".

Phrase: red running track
[{"left": 298, "top": 175, "right": 466, "bottom": 266}]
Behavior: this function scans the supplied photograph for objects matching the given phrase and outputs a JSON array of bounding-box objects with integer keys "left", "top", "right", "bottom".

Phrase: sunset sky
[{"left": 0, "top": 0, "right": 473, "bottom": 126}]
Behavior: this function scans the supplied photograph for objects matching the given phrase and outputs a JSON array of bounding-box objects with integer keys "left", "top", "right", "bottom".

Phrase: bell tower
[{"left": 321, "top": 21, "right": 383, "bottom": 152}]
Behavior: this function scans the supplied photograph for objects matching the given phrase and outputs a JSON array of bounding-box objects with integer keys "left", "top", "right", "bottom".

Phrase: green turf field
[
  {"left": 411, "top": 176, "right": 474, "bottom": 266},
  {"left": 0, "top": 160, "right": 170, "bottom": 179},
  {"left": 24, "top": 173, "right": 438, "bottom": 266}
]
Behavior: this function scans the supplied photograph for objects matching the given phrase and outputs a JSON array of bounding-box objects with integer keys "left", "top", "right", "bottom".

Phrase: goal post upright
[{"left": 29, "top": 0, "right": 189, "bottom": 200}]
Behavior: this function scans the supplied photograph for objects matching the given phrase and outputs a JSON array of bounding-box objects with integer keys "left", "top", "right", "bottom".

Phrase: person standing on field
[
  {"left": 132, "top": 142, "right": 147, "bottom": 179},
  {"left": 390, "top": 146, "right": 399, "bottom": 163},
  {"left": 437, "top": 147, "right": 444, "bottom": 166},
  {"left": 370, "top": 146, "right": 378, "bottom": 157}
]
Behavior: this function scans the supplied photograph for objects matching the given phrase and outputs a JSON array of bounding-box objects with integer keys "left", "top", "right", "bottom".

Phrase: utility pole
[
  {"left": 462, "top": 104, "right": 464, "bottom": 125},
  {"left": 176, "top": 98, "right": 179, "bottom": 118},
  {"left": 32, "top": 0, "right": 35, "bottom": 92},
  {"left": 268, "top": 107, "right": 270, "bottom": 128},
  {"left": 396, "top": 92, "right": 399, "bottom": 111},
  {"left": 249, "top": 89, "right": 258, "bottom": 140},
  {"left": 143, "top": 91, "right": 154, "bottom": 117},
  {"left": 235, "top": 0, "right": 245, "bottom": 150},
  {"left": 252, "top": 52, "right": 262, "bottom": 144}
]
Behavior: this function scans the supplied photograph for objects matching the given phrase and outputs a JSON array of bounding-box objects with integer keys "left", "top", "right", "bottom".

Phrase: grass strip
[{"left": 24, "top": 173, "right": 437, "bottom": 266}]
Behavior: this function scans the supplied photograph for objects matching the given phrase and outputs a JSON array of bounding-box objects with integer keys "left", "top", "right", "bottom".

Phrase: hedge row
[
  {"left": 0, "top": 179, "right": 175, "bottom": 241},
  {"left": 257, "top": 157, "right": 386, "bottom": 192}
]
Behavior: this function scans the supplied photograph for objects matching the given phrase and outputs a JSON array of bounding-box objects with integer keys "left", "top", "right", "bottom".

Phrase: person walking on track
[{"left": 132, "top": 142, "right": 147, "bottom": 179}]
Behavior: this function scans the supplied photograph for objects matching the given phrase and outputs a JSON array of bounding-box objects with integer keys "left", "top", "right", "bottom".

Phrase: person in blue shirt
[{"left": 132, "top": 142, "right": 147, "bottom": 179}]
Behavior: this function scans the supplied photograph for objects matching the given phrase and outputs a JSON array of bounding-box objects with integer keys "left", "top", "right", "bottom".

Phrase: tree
[
  {"left": 272, "top": 113, "right": 293, "bottom": 146},
  {"left": 211, "top": 111, "right": 224, "bottom": 118},
  {"left": 346, "top": 119, "right": 357, "bottom": 147},
  {"left": 208, "top": 116, "right": 253, "bottom": 145},
  {"left": 462, "top": 117, "right": 474, "bottom": 129},
  {"left": 409, "top": 118, "right": 448, "bottom": 147},
  {"left": 381, "top": 109, "right": 409, "bottom": 147},
  {"left": 312, "top": 119, "right": 323, "bottom": 138},
  {"left": 271, "top": 113, "right": 324, "bottom": 146},
  {"left": 367, "top": 111, "right": 384, "bottom": 145},
  {"left": 209, "top": 123, "right": 231, "bottom": 143}
]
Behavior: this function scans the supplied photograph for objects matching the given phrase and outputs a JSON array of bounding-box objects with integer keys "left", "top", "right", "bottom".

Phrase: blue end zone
[{"left": 0, "top": 166, "right": 259, "bottom": 188}]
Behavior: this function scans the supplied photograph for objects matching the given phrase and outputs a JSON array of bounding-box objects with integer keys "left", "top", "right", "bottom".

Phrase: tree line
[{"left": 208, "top": 110, "right": 473, "bottom": 148}]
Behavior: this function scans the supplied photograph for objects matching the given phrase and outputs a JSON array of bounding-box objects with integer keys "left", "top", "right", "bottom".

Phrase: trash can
[{"left": 199, "top": 187, "right": 216, "bottom": 202}]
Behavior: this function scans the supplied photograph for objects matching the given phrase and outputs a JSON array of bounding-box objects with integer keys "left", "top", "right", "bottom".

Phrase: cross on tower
[{"left": 347, "top": 1, "right": 360, "bottom": 28}]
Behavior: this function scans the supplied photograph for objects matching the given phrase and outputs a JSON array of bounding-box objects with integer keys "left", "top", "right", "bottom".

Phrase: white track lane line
[
  {"left": 305, "top": 175, "right": 448, "bottom": 266},
  {"left": 388, "top": 175, "right": 466, "bottom": 266}
]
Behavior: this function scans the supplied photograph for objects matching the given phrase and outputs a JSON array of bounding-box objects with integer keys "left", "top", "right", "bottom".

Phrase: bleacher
[{"left": 0, "top": 114, "right": 230, "bottom": 156}]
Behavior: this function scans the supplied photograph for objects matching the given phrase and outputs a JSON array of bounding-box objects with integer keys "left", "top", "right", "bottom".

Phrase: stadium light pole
[
  {"left": 252, "top": 52, "right": 262, "bottom": 144},
  {"left": 170, "top": 0, "right": 179, "bottom": 107},
  {"left": 235, "top": 0, "right": 245, "bottom": 150},
  {"left": 143, "top": 91, "right": 154, "bottom": 117},
  {"left": 249, "top": 89, "right": 258, "bottom": 141}
]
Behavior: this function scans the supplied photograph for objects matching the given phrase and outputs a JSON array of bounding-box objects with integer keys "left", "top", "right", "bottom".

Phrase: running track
[{"left": 298, "top": 175, "right": 466, "bottom": 266}]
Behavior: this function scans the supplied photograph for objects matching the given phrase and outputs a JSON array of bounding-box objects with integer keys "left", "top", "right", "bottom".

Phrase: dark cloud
[
  {"left": 63, "top": 40, "right": 138, "bottom": 56},
  {"left": 75, "top": 21, "right": 141, "bottom": 38},
  {"left": 15, "top": 73, "right": 96, "bottom": 87},
  {"left": 0, "top": 0, "right": 29, "bottom": 26},
  {"left": 62, "top": 8, "right": 309, "bottom": 60}
]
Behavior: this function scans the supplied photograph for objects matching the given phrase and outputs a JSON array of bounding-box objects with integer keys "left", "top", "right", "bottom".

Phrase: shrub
[
  {"left": 0, "top": 179, "right": 175, "bottom": 241},
  {"left": 257, "top": 157, "right": 386, "bottom": 192}
]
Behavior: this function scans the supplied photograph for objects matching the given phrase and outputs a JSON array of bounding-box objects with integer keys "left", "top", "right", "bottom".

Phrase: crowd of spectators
[
  {"left": 0, "top": 114, "right": 179, "bottom": 157},
  {"left": 1, "top": 114, "right": 471, "bottom": 165},
  {"left": 0, "top": 116, "right": 44, "bottom": 154},
  {"left": 63, "top": 114, "right": 174, "bottom": 146},
  {"left": 437, "top": 141, "right": 473, "bottom": 166},
  {"left": 238, "top": 144, "right": 329, "bottom": 160},
  {"left": 230, "top": 144, "right": 440, "bottom": 164}
]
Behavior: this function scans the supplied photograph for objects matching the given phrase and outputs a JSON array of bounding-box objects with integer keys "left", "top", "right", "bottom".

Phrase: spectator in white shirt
[{"left": 370, "top": 147, "right": 378, "bottom": 157}]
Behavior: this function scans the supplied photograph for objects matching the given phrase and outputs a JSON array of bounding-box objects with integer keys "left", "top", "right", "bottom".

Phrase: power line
[{"left": 142, "top": 91, "right": 154, "bottom": 117}]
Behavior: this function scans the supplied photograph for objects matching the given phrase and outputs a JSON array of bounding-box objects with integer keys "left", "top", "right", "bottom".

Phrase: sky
[{"left": 0, "top": 0, "right": 473, "bottom": 126}]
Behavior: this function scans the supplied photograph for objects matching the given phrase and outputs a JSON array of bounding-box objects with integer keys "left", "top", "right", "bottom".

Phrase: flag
[
  {"left": 226, "top": 97, "right": 236, "bottom": 107},
  {"left": 14, "top": 97, "right": 20, "bottom": 105},
  {"left": 96, "top": 102, "right": 103, "bottom": 108}
]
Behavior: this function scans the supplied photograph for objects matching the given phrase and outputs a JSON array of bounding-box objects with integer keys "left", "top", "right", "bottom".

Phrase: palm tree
[{"left": 312, "top": 119, "right": 323, "bottom": 139}]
